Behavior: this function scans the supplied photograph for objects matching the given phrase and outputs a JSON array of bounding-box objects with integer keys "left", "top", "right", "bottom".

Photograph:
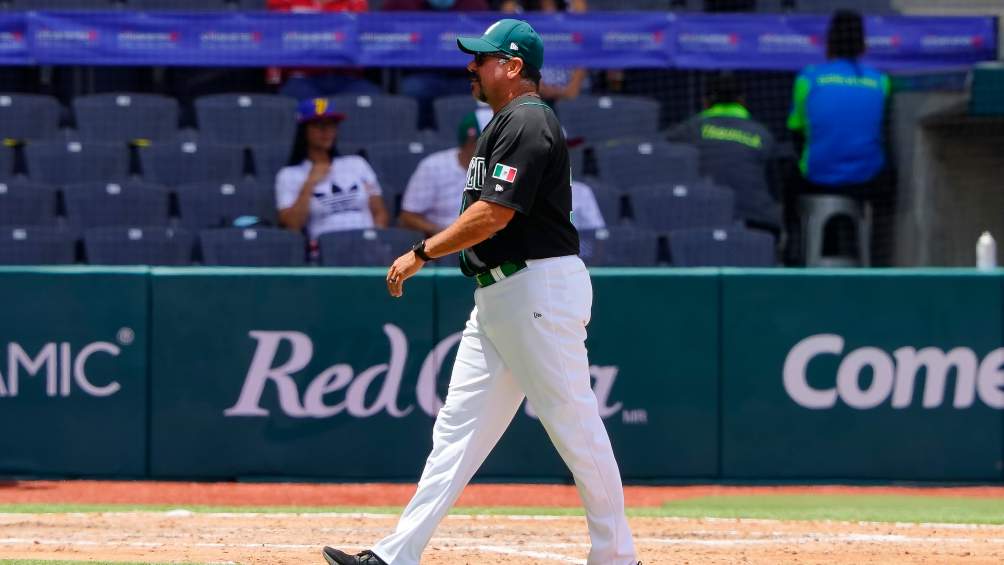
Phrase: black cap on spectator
[
  {"left": 827, "top": 9, "right": 866, "bottom": 60},
  {"left": 705, "top": 72, "right": 743, "bottom": 106}
]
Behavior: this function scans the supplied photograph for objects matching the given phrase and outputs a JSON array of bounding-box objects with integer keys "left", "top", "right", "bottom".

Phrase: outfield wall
[{"left": 1, "top": 267, "right": 1001, "bottom": 482}]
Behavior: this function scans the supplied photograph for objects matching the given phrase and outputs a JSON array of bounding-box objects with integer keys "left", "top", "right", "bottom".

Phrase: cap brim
[
  {"left": 300, "top": 112, "right": 346, "bottom": 124},
  {"left": 457, "top": 36, "right": 499, "bottom": 55}
]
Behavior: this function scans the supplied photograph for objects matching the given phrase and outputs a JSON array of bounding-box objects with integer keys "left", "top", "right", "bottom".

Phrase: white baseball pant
[{"left": 373, "top": 254, "right": 637, "bottom": 565}]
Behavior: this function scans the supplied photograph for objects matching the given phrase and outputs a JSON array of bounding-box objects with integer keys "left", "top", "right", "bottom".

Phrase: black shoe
[{"left": 322, "top": 547, "right": 388, "bottom": 565}]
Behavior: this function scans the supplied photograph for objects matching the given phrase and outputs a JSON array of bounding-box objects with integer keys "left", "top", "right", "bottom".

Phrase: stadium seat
[
  {"left": 363, "top": 139, "right": 452, "bottom": 215},
  {"left": 63, "top": 181, "right": 171, "bottom": 230},
  {"left": 0, "top": 144, "right": 15, "bottom": 178},
  {"left": 556, "top": 95, "right": 661, "bottom": 144},
  {"left": 0, "top": 226, "right": 76, "bottom": 265},
  {"left": 432, "top": 95, "right": 481, "bottom": 140},
  {"left": 8, "top": 0, "right": 118, "bottom": 10},
  {"left": 329, "top": 94, "right": 420, "bottom": 146},
  {"left": 194, "top": 93, "right": 297, "bottom": 149},
  {"left": 594, "top": 141, "right": 700, "bottom": 192},
  {"left": 175, "top": 180, "right": 277, "bottom": 230},
  {"left": 793, "top": 0, "right": 894, "bottom": 14},
  {"left": 0, "top": 94, "right": 61, "bottom": 143},
  {"left": 248, "top": 143, "right": 292, "bottom": 185},
  {"left": 72, "top": 93, "right": 179, "bottom": 144},
  {"left": 668, "top": 227, "right": 776, "bottom": 267},
  {"left": 629, "top": 183, "right": 735, "bottom": 233},
  {"left": 236, "top": 0, "right": 267, "bottom": 9},
  {"left": 125, "top": 0, "right": 234, "bottom": 11},
  {"left": 579, "top": 226, "right": 660, "bottom": 267},
  {"left": 579, "top": 177, "right": 623, "bottom": 227},
  {"left": 318, "top": 228, "right": 423, "bottom": 267},
  {"left": 199, "top": 227, "right": 305, "bottom": 266},
  {"left": 83, "top": 226, "right": 194, "bottom": 266},
  {"left": 24, "top": 141, "right": 130, "bottom": 185},
  {"left": 586, "top": 0, "right": 677, "bottom": 10},
  {"left": 0, "top": 181, "right": 60, "bottom": 227},
  {"left": 138, "top": 141, "right": 245, "bottom": 186}
]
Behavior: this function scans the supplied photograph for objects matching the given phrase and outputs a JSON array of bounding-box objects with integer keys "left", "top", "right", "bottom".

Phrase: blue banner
[
  {"left": 0, "top": 14, "right": 29, "bottom": 65},
  {"left": 1, "top": 11, "right": 997, "bottom": 70}
]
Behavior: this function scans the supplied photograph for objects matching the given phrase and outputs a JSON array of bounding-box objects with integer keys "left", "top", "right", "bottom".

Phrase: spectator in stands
[
  {"left": 787, "top": 9, "right": 890, "bottom": 204},
  {"left": 571, "top": 179, "right": 605, "bottom": 230},
  {"left": 787, "top": 9, "right": 891, "bottom": 262},
  {"left": 277, "top": 98, "right": 389, "bottom": 240},
  {"left": 266, "top": 0, "right": 383, "bottom": 99},
  {"left": 666, "top": 71, "right": 780, "bottom": 235},
  {"left": 399, "top": 111, "right": 486, "bottom": 236},
  {"left": 383, "top": 0, "right": 490, "bottom": 128}
]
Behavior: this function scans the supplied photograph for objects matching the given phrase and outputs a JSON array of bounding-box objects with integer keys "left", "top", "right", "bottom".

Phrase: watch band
[{"left": 413, "top": 239, "right": 433, "bottom": 262}]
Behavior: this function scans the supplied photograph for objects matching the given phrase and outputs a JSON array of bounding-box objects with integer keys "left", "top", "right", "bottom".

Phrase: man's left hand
[{"left": 386, "top": 251, "right": 425, "bottom": 298}]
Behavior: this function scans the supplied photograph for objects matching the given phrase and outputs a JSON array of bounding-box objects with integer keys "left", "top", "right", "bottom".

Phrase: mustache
[{"left": 468, "top": 70, "right": 479, "bottom": 81}]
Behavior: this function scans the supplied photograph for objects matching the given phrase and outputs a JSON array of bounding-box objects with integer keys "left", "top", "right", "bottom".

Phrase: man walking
[{"left": 322, "top": 18, "right": 639, "bottom": 565}]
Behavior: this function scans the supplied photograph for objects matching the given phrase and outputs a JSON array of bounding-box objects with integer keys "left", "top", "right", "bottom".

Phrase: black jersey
[{"left": 459, "top": 93, "right": 579, "bottom": 275}]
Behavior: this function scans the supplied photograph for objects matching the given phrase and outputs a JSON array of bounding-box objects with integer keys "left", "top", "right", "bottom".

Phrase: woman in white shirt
[{"left": 276, "top": 98, "right": 389, "bottom": 239}]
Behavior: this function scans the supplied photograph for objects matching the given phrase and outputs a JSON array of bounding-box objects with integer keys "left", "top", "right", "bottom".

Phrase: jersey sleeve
[
  {"left": 479, "top": 109, "right": 551, "bottom": 214},
  {"left": 571, "top": 181, "right": 605, "bottom": 230},
  {"left": 275, "top": 167, "right": 302, "bottom": 210},
  {"left": 787, "top": 74, "right": 811, "bottom": 132},
  {"left": 400, "top": 157, "right": 434, "bottom": 214},
  {"left": 351, "top": 156, "right": 382, "bottom": 197}
]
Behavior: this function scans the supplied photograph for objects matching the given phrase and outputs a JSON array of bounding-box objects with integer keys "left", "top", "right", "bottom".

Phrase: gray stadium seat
[
  {"left": 556, "top": 95, "right": 661, "bottom": 144},
  {"left": 126, "top": 0, "right": 233, "bottom": 10},
  {"left": 668, "top": 227, "right": 776, "bottom": 267},
  {"left": 236, "top": 0, "right": 267, "bottom": 8},
  {"left": 63, "top": 181, "right": 170, "bottom": 230},
  {"left": 0, "top": 94, "right": 61, "bottom": 143},
  {"left": 72, "top": 93, "right": 179, "bottom": 144},
  {"left": 199, "top": 227, "right": 305, "bottom": 266},
  {"left": 579, "top": 177, "right": 623, "bottom": 227},
  {"left": 9, "top": 0, "right": 118, "bottom": 9},
  {"left": 586, "top": 0, "right": 677, "bottom": 10},
  {"left": 330, "top": 94, "right": 420, "bottom": 146},
  {"left": 0, "top": 227, "right": 76, "bottom": 265},
  {"left": 580, "top": 226, "right": 660, "bottom": 267},
  {"left": 0, "top": 181, "right": 59, "bottom": 227},
  {"left": 195, "top": 94, "right": 297, "bottom": 149},
  {"left": 0, "top": 144, "right": 15, "bottom": 178},
  {"left": 318, "top": 228, "right": 423, "bottom": 267},
  {"left": 24, "top": 141, "right": 130, "bottom": 185},
  {"left": 248, "top": 143, "right": 292, "bottom": 186},
  {"left": 363, "top": 139, "right": 452, "bottom": 215},
  {"left": 175, "top": 180, "right": 277, "bottom": 230},
  {"left": 84, "top": 226, "right": 194, "bottom": 266},
  {"left": 139, "top": 141, "right": 245, "bottom": 186},
  {"left": 433, "top": 95, "right": 480, "bottom": 140},
  {"left": 629, "top": 183, "right": 735, "bottom": 233},
  {"left": 794, "top": 0, "right": 894, "bottom": 14},
  {"left": 594, "top": 141, "right": 700, "bottom": 192}
]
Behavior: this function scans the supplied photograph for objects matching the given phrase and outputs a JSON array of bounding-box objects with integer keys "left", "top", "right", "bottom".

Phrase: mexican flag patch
[{"left": 492, "top": 163, "right": 518, "bottom": 183}]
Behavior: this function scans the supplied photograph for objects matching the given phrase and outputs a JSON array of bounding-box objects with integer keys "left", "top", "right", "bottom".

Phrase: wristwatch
[{"left": 411, "top": 239, "right": 433, "bottom": 262}]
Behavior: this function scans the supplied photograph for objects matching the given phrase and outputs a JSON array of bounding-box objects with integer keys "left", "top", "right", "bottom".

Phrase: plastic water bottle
[{"left": 977, "top": 231, "right": 997, "bottom": 270}]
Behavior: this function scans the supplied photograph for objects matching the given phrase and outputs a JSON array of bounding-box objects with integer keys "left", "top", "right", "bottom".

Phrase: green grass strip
[
  {"left": 1, "top": 494, "right": 1002, "bottom": 524},
  {"left": 657, "top": 494, "right": 1004, "bottom": 525}
]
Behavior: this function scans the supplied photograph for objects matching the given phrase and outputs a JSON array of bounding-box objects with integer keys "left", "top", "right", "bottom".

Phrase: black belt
[{"left": 474, "top": 260, "right": 527, "bottom": 288}]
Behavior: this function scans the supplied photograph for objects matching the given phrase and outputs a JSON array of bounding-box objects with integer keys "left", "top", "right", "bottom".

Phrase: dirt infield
[
  {"left": 2, "top": 511, "right": 1004, "bottom": 564},
  {"left": 2, "top": 481, "right": 1004, "bottom": 564}
]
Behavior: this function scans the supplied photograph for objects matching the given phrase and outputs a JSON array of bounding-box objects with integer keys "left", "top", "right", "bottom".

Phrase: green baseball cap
[
  {"left": 456, "top": 111, "right": 483, "bottom": 145},
  {"left": 457, "top": 18, "right": 544, "bottom": 72}
]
